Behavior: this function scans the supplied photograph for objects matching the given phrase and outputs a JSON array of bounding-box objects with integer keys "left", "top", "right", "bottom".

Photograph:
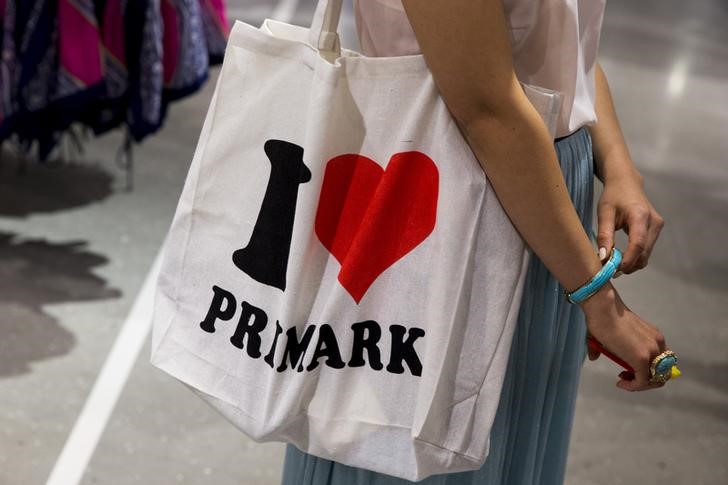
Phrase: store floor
[{"left": 1, "top": 1, "right": 726, "bottom": 484}]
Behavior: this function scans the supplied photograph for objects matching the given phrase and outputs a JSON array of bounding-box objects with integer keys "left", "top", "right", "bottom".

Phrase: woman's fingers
[
  {"left": 617, "top": 379, "right": 665, "bottom": 391},
  {"left": 617, "top": 376, "right": 666, "bottom": 391},
  {"left": 620, "top": 203, "right": 665, "bottom": 274},
  {"left": 620, "top": 208, "right": 650, "bottom": 273},
  {"left": 615, "top": 325, "right": 668, "bottom": 392},
  {"left": 616, "top": 362, "right": 654, "bottom": 391},
  {"left": 642, "top": 208, "right": 665, "bottom": 266},
  {"left": 596, "top": 203, "right": 617, "bottom": 262},
  {"left": 588, "top": 346, "right": 600, "bottom": 361}
]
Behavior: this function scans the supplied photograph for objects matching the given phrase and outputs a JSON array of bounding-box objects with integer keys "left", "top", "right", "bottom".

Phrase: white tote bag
[{"left": 151, "top": 1, "right": 562, "bottom": 480}]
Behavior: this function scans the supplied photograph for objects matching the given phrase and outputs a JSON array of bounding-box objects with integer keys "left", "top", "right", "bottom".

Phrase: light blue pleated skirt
[{"left": 281, "top": 127, "right": 595, "bottom": 485}]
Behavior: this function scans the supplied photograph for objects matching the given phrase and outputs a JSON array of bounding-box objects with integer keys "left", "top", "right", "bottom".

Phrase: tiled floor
[{"left": 1, "top": 1, "right": 726, "bottom": 484}]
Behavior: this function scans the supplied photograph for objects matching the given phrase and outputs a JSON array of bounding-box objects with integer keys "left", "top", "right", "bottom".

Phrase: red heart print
[{"left": 315, "top": 151, "right": 439, "bottom": 303}]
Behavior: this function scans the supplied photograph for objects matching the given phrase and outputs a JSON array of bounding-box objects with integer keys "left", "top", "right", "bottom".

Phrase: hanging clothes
[
  {"left": 161, "top": 0, "right": 209, "bottom": 101},
  {"left": 4, "top": 0, "right": 63, "bottom": 158},
  {"left": 124, "top": 0, "right": 165, "bottom": 141},
  {"left": 89, "top": 0, "right": 130, "bottom": 136},
  {"left": 0, "top": 0, "right": 230, "bottom": 158}
]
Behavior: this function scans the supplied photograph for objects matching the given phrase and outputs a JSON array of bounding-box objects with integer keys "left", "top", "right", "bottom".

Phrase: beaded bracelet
[{"left": 565, "top": 247, "right": 622, "bottom": 304}]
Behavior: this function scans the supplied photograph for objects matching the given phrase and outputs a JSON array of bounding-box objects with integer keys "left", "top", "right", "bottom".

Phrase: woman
[{"left": 282, "top": 0, "right": 669, "bottom": 483}]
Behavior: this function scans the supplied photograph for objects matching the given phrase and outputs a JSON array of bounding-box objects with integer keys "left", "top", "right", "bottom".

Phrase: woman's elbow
[{"left": 445, "top": 86, "right": 524, "bottom": 133}]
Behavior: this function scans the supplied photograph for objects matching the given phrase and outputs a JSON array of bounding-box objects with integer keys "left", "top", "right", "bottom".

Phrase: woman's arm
[
  {"left": 588, "top": 63, "right": 665, "bottom": 273},
  {"left": 401, "top": 0, "right": 602, "bottom": 292},
  {"left": 401, "top": 0, "right": 667, "bottom": 391}
]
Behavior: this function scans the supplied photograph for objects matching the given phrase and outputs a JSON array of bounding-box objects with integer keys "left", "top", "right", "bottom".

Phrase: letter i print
[{"left": 232, "top": 140, "right": 311, "bottom": 290}]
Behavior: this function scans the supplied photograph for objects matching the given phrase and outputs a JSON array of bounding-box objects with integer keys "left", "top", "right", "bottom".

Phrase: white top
[{"left": 353, "top": 0, "right": 606, "bottom": 138}]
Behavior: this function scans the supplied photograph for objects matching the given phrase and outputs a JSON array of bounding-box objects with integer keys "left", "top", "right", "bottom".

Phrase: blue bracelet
[{"left": 565, "top": 247, "right": 622, "bottom": 304}]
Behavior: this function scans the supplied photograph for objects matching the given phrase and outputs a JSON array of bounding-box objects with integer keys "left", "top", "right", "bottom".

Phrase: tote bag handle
[{"left": 309, "top": 0, "right": 344, "bottom": 58}]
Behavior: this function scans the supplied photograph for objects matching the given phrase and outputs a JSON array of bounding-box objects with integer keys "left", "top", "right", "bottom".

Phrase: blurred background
[{"left": 0, "top": 1, "right": 726, "bottom": 484}]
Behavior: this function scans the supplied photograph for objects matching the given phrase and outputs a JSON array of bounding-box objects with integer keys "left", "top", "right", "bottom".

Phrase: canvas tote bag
[{"left": 151, "top": 0, "right": 562, "bottom": 480}]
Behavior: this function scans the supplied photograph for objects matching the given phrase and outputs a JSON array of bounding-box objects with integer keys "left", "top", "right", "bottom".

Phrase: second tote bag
[{"left": 151, "top": 0, "right": 563, "bottom": 480}]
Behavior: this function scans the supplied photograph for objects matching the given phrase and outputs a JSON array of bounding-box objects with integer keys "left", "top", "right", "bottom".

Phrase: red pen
[{"left": 587, "top": 335, "right": 635, "bottom": 377}]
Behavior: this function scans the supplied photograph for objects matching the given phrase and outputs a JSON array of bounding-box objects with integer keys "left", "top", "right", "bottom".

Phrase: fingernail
[{"left": 599, "top": 247, "right": 607, "bottom": 261}]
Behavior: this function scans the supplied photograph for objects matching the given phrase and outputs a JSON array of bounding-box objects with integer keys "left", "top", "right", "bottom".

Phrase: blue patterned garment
[
  {"left": 123, "top": 0, "right": 164, "bottom": 142},
  {"left": 281, "top": 127, "right": 595, "bottom": 485},
  {"left": 0, "top": 0, "right": 59, "bottom": 153},
  {"left": 161, "top": 0, "right": 209, "bottom": 102}
]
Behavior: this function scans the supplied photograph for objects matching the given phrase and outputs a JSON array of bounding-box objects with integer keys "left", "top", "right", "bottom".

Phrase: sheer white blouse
[{"left": 353, "top": 0, "right": 607, "bottom": 138}]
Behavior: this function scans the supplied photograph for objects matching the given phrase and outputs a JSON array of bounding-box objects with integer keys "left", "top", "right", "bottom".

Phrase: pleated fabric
[{"left": 280, "top": 126, "right": 595, "bottom": 485}]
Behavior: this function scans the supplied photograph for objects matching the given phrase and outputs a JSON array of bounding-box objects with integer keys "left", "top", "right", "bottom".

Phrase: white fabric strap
[{"left": 309, "top": 0, "right": 343, "bottom": 54}]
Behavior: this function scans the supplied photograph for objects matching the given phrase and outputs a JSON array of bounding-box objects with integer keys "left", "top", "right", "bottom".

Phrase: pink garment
[
  {"left": 102, "top": 0, "right": 126, "bottom": 65},
  {"left": 161, "top": 0, "right": 181, "bottom": 85},
  {"left": 353, "top": 0, "right": 606, "bottom": 137},
  {"left": 58, "top": 0, "right": 103, "bottom": 87}
]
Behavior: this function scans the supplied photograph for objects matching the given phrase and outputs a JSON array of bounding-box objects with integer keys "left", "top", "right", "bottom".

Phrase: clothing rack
[{"left": 0, "top": 0, "right": 229, "bottom": 187}]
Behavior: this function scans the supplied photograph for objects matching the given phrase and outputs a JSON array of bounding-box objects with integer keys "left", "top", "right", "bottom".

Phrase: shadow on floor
[
  {"left": 0, "top": 149, "right": 114, "bottom": 217},
  {"left": 0, "top": 232, "right": 120, "bottom": 377}
]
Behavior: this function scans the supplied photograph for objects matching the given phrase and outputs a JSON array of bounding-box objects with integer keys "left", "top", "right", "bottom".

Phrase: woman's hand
[
  {"left": 596, "top": 170, "right": 665, "bottom": 274},
  {"left": 581, "top": 284, "right": 668, "bottom": 391},
  {"left": 588, "top": 64, "right": 665, "bottom": 274}
]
